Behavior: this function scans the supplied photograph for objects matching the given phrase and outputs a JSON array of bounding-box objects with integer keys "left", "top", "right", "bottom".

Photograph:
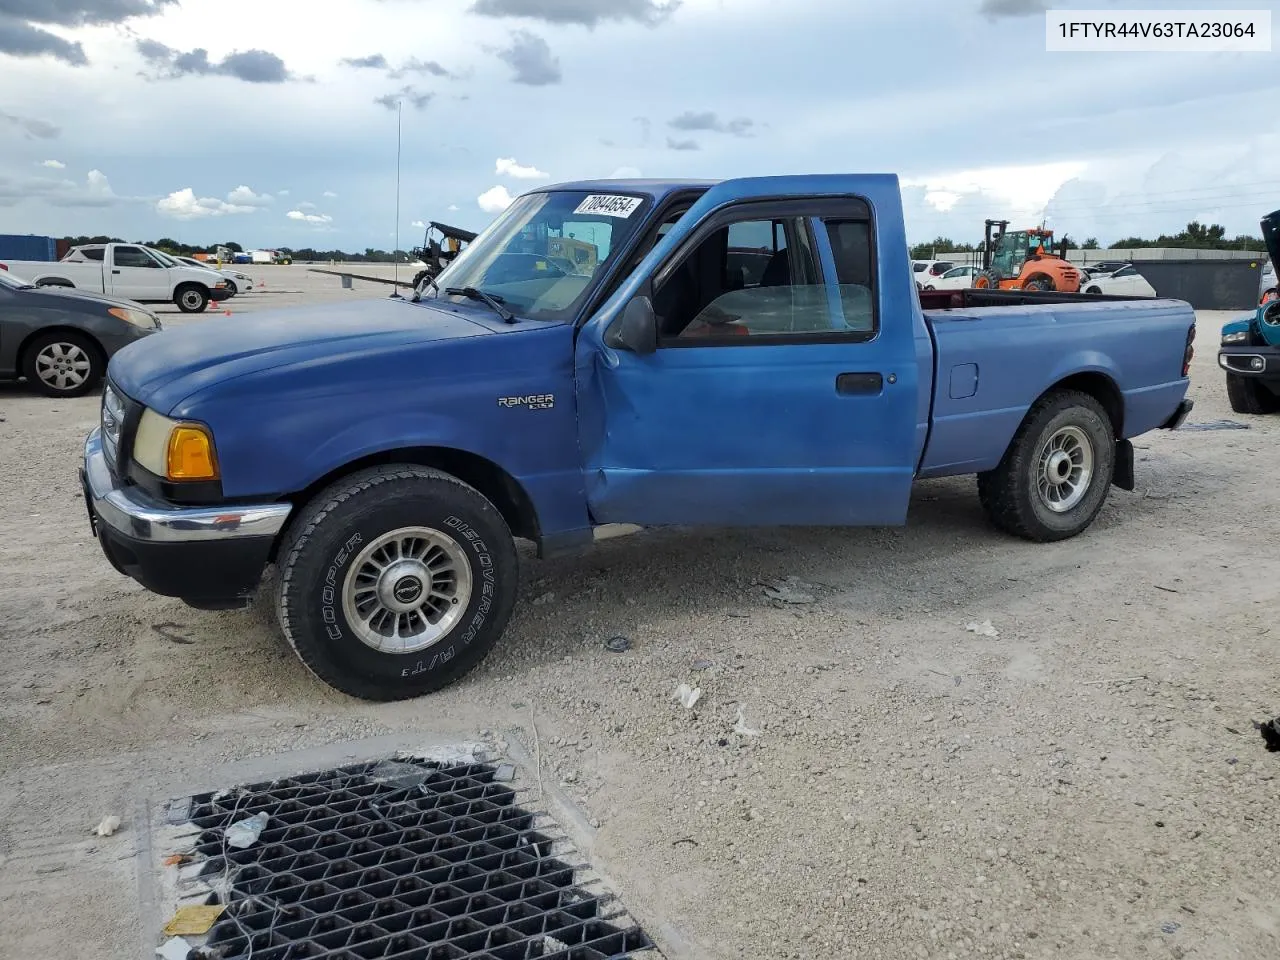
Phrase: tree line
[
  {"left": 909, "top": 221, "right": 1266, "bottom": 261},
  {"left": 60, "top": 236, "right": 415, "bottom": 263}
]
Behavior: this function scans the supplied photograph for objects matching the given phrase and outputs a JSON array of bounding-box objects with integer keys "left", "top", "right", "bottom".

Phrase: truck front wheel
[
  {"left": 275, "top": 465, "right": 519, "bottom": 701},
  {"left": 175, "top": 284, "right": 209, "bottom": 313},
  {"left": 1225, "top": 373, "right": 1280, "bottom": 414},
  {"left": 977, "top": 390, "right": 1116, "bottom": 542}
]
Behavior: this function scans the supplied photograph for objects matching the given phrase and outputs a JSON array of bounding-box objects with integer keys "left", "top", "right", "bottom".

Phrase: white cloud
[
  {"left": 157, "top": 187, "right": 256, "bottom": 220},
  {"left": 298, "top": 201, "right": 317, "bottom": 210},
  {"left": 0, "top": 169, "right": 125, "bottom": 209},
  {"left": 226, "top": 185, "right": 273, "bottom": 207},
  {"left": 323, "top": 190, "right": 338, "bottom": 198},
  {"left": 277, "top": 189, "right": 290, "bottom": 196},
  {"left": 447, "top": 204, "right": 460, "bottom": 212},
  {"left": 40, "top": 159, "right": 65, "bottom": 169},
  {"left": 608, "top": 166, "right": 642, "bottom": 179},
  {"left": 411, "top": 219, "right": 426, "bottom": 228},
  {"left": 924, "top": 190, "right": 961, "bottom": 212},
  {"left": 495, "top": 157, "right": 548, "bottom": 179},
  {"left": 287, "top": 209, "right": 333, "bottom": 224},
  {"left": 477, "top": 185, "right": 515, "bottom": 213},
  {"left": 902, "top": 161, "right": 1087, "bottom": 217}
]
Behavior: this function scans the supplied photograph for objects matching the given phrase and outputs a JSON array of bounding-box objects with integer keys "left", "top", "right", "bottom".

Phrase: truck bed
[{"left": 916, "top": 292, "right": 1196, "bottom": 478}]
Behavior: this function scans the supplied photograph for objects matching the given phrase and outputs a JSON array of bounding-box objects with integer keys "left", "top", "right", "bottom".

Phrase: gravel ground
[{"left": 0, "top": 271, "right": 1277, "bottom": 960}]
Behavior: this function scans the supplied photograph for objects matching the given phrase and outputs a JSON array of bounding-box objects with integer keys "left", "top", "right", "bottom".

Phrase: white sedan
[
  {"left": 172, "top": 255, "right": 255, "bottom": 296},
  {"left": 922, "top": 265, "right": 981, "bottom": 290},
  {"left": 1082, "top": 264, "right": 1156, "bottom": 297}
]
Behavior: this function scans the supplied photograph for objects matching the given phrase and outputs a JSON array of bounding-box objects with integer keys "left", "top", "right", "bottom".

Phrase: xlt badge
[{"left": 498, "top": 394, "right": 555, "bottom": 410}]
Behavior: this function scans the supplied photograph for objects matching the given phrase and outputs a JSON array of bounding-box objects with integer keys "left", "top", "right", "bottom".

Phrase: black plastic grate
[{"left": 178, "top": 758, "right": 656, "bottom": 960}]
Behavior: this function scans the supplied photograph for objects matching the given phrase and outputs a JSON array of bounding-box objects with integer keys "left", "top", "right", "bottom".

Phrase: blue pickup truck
[
  {"left": 80, "top": 174, "right": 1195, "bottom": 701},
  {"left": 1218, "top": 209, "right": 1280, "bottom": 414}
]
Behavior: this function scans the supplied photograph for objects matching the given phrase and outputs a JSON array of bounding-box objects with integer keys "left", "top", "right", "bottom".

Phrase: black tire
[
  {"left": 974, "top": 269, "right": 1001, "bottom": 290},
  {"left": 276, "top": 465, "right": 519, "bottom": 701},
  {"left": 1023, "top": 274, "right": 1055, "bottom": 292},
  {"left": 977, "top": 390, "right": 1115, "bottom": 542},
  {"left": 36, "top": 278, "right": 75, "bottom": 288},
  {"left": 175, "top": 284, "right": 209, "bottom": 313},
  {"left": 21, "top": 329, "right": 103, "bottom": 397},
  {"left": 225, "top": 280, "right": 239, "bottom": 297},
  {"left": 1085, "top": 285, "right": 1102, "bottom": 294},
  {"left": 1226, "top": 373, "right": 1280, "bottom": 415}
]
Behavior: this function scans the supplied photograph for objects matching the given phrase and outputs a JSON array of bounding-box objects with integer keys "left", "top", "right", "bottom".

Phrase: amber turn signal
[{"left": 167, "top": 425, "right": 219, "bottom": 480}]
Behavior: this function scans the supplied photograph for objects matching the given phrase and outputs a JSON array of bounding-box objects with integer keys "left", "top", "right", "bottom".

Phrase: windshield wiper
[{"left": 445, "top": 286, "right": 516, "bottom": 323}]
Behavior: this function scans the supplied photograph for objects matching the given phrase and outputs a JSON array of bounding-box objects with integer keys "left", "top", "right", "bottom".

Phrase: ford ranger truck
[
  {"left": 1218, "top": 208, "right": 1280, "bottom": 414},
  {"left": 79, "top": 174, "right": 1195, "bottom": 701}
]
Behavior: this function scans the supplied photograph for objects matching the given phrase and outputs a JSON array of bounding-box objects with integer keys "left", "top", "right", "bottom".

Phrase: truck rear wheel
[
  {"left": 1225, "top": 373, "right": 1280, "bottom": 415},
  {"left": 977, "top": 390, "right": 1115, "bottom": 542},
  {"left": 276, "top": 465, "right": 519, "bottom": 701},
  {"left": 175, "top": 284, "right": 209, "bottom": 313}
]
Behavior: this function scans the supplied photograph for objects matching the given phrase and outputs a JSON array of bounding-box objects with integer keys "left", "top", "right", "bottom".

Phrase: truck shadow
[{"left": 484, "top": 475, "right": 1097, "bottom": 673}]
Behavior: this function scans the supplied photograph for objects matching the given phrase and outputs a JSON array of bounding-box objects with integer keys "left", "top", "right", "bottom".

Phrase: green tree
[{"left": 1082, "top": 237, "right": 1100, "bottom": 249}]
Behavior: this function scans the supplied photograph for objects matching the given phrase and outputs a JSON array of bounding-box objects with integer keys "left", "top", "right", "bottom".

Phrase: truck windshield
[{"left": 429, "top": 190, "right": 651, "bottom": 321}]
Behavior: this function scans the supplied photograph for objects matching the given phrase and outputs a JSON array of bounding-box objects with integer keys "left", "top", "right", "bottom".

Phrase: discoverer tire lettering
[{"left": 276, "top": 466, "right": 518, "bottom": 701}]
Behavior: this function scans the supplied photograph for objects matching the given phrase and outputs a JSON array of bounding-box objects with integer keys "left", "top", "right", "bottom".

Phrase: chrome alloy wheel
[
  {"left": 341, "top": 526, "right": 473, "bottom": 654},
  {"left": 1036, "top": 425, "right": 1094, "bottom": 513},
  {"left": 35, "top": 341, "right": 91, "bottom": 392}
]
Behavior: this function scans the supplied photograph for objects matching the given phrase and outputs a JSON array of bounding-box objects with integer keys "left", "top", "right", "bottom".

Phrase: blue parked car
[
  {"left": 1219, "top": 209, "right": 1280, "bottom": 413},
  {"left": 79, "top": 174, "right": 1195, "bottom": 700}
]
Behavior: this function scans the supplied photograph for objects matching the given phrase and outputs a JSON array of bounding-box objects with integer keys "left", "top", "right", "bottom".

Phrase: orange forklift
[{"left": 972, "top": 219, "right": 1082, "bottom": 292}]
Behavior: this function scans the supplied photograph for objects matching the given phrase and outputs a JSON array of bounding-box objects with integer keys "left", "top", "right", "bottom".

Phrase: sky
[{"left": 0, "top": 0, "right": 1277, "bottom": 251}]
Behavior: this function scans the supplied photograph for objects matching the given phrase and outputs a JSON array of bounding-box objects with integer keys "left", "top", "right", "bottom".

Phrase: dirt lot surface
[{"left": 1, "top": 271, "right": 1277, "bottom": 960}]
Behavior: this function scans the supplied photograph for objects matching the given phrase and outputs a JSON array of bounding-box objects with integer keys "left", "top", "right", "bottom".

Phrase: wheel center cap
[
  {"left": 393, "top": 576, "right": 423, "bottom": 604},
  {"left": 378, "top": 559, "right": 429, "bottom": 613},
  {"left": 1047, "top": 451, "right": 1071, "bottom": 481}
]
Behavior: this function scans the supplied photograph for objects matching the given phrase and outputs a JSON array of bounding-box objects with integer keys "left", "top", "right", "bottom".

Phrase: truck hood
[{"left": 108, "top": 297, "right": 497, "bottom": 413}]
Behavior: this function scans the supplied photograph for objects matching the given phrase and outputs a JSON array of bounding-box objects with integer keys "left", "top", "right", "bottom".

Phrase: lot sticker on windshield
[{"left": 573, "top": 195, "right": 642, "bottom": 218}]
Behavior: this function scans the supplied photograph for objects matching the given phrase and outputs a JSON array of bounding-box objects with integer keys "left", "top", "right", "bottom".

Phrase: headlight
[
  {"left": 107, "top": 306, "right": 158, "bottom": 329},
  {"left": 101, "top": 384, "right": 125, "bottom": 463},
  {"left": 133, "top": 408, "right": 220, "bottom": 481},
  {"left": 1221, "top": 330, "right": 1250, "bottom": 345}
]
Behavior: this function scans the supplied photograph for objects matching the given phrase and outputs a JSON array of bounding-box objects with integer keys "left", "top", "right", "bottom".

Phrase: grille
[{"left": 174, "top": 758, "right": 657, "bottom": 960}]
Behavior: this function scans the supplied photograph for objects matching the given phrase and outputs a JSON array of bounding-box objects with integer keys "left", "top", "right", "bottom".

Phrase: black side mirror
[{"left": 606, "top": 295, "right": 658, "bottom": 355}]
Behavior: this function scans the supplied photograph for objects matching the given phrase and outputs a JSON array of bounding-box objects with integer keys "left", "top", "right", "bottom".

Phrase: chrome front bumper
[
  {"left": 82, "top": 427, "right": 292, "bottom": 543},
  {"left": 81, "top": 428, "right": 293, "bottom": 605}
]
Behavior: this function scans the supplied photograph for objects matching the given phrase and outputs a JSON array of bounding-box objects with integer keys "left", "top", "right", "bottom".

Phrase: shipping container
[{"left": 0, "top": 234, "right": 57, "bottom": 262}]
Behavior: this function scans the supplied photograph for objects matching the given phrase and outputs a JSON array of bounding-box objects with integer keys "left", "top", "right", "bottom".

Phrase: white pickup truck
[{"left": 0, "top": 242, "right": 231, "bottom": 313}]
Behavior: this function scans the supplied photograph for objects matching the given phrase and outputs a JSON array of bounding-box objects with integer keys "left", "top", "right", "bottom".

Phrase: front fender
[{"left": 299, "top": 412, "right": 492, "bottom": 490}]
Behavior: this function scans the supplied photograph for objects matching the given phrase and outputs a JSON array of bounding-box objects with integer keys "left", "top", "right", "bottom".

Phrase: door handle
[
  {"left": 836, "top": 372, "right": 883, "bottom": 395},
  {"left": 111, "top": 269, "right": 120, "bottom": 274}
]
